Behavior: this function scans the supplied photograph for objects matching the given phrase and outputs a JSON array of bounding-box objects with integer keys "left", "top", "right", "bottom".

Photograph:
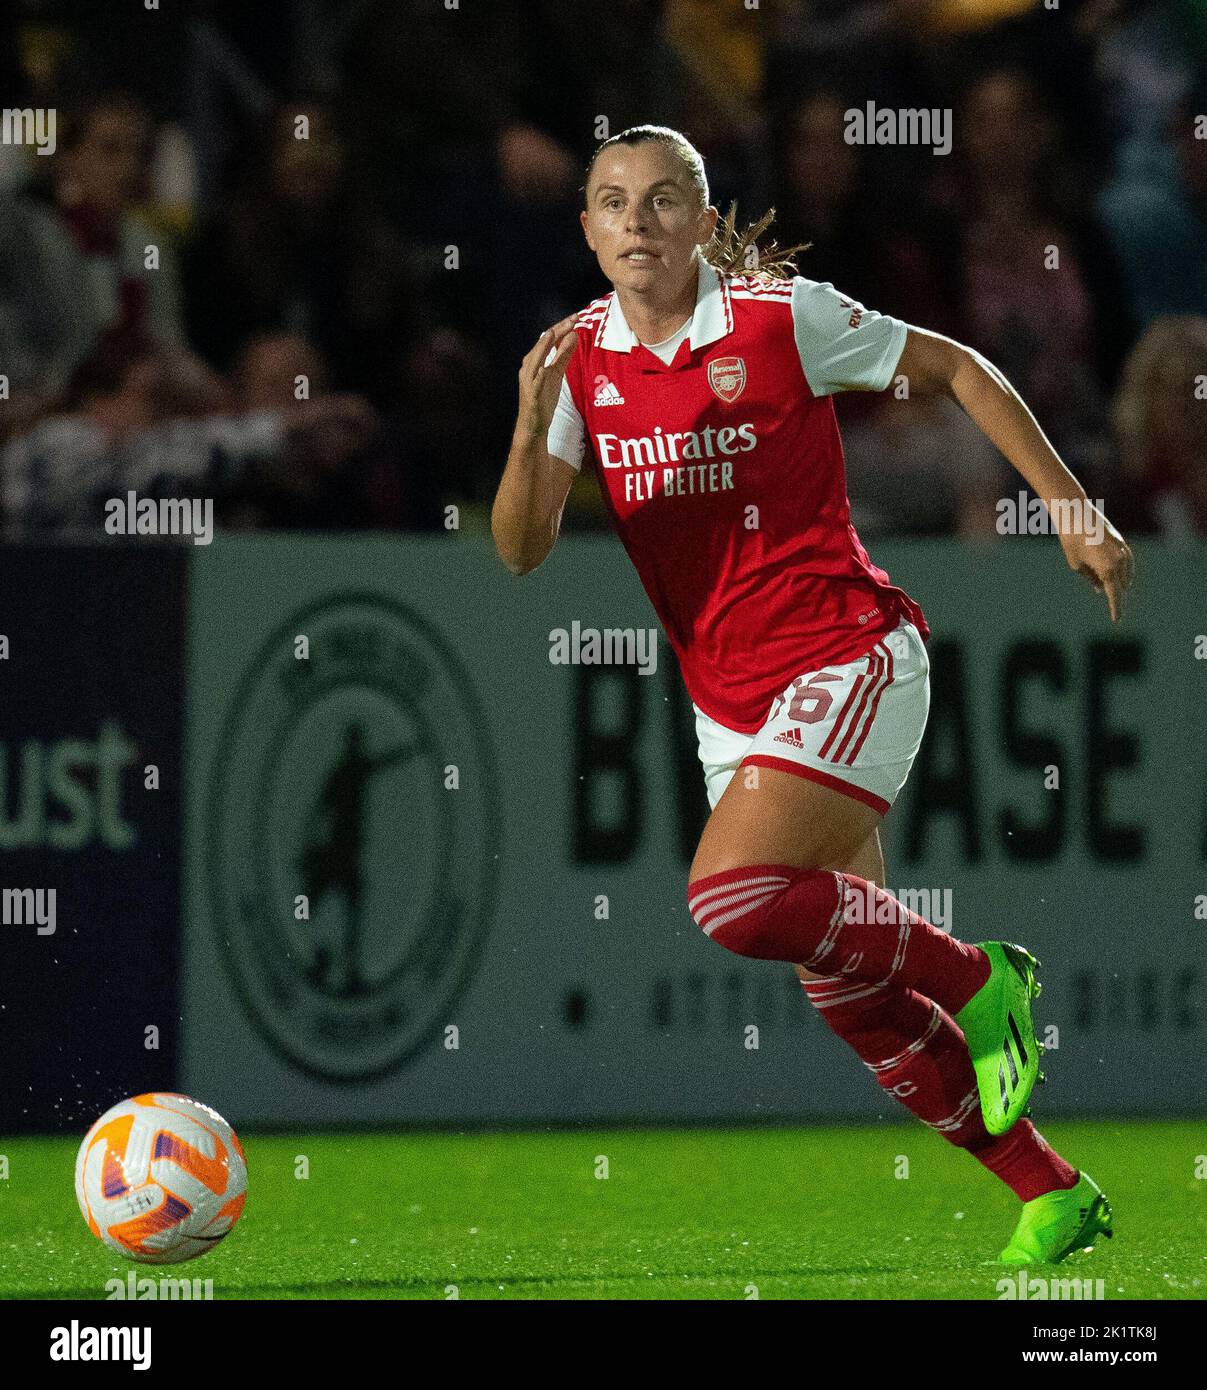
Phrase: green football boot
[
  {"left": 999, "top": 1172, "right": 1114, "bottom": 1264},
  {"left": 955, "top": 942, "right": 1045, "bottom": 1136}
]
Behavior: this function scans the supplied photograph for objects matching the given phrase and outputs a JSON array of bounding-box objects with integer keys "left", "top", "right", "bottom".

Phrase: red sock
[
  {"left": 964, "top": 1118, "right": 1080, "bottom": 1202},
  {"left": 802, "top": 975, "right": 1079, "bottom": 1201},
  {"left": 689, "top": 865, "right": 990, "bottom": 1016}
]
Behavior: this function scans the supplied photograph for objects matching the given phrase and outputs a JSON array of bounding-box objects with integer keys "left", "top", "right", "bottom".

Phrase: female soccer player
[{"left": 492, "top": 126, "right": 1134, "bottom": 1264}]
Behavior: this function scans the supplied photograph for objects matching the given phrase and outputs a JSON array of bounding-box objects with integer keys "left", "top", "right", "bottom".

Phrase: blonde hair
[
  {"left": 585, "top": 125, "right": 809, "bottom": 282},
  {"left": 1113, "top": 315, "right": 1207, "bottom": 472}
]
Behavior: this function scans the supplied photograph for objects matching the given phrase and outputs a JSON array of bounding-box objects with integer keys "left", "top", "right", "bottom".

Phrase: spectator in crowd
[
  {"left": 1111, "top": 315, "right": 1207, "bottom": 536},
  {"left": 337, "top": 0, "right": 551, "bottom": 235},
  {"left": 1099, "top": 80, "right": 1207, "bottom": 328},
  {"left": 182, "top": 99, "right": 411, "bottom": 403},
  {"left": 339, "top": 0, "right": 739, "bottom": 227},
  {"left": 1, "top": 337, "right": 376, "bottom": 535},
  {"left": 768, "top": 0, "right": 955, "bottom": 132},
  {"left": 1082, "top": 0, "right": 1207, "bottom": 156},
  {"left": 0, "top": 91, "right": 186, "bottom": 402},
  {"left": 767, "top": 89, "right": 889, "bottom": 434},
  {"left": 770, "top": 88, "right": 960, "bottom": 337},
  {"left": 843, "top": 393, "right": 1013, "bottom": 540},
  {"left": 4, "top": 340, "right": 223, "bottom": 533},
  {"left": 0, "top": 1, "right": 1198, "bottom": 538},
  {"left": 772, "top": 90, "right": 869, "bottom": 294},
  {"left": 764, "top": 79, "right": 959, "bottom": 511},
  {"left": 375, "top": 326, "right": 499, "bottom": 533},
  {"left": 234, "top": 331, "right": 326, "bottom": 413},
  {"left": 219, "top": 331, "right": 388, "bottom": 531},
  {"left": 939, "top": 64, "right": 1132, "bottom": 493},
  {"left": 336, "top": 0, "right": 596, "bottom": 428}
]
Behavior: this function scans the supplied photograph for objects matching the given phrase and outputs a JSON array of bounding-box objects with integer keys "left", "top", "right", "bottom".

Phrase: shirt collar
[{"left": 595, "top": 255, "right": 733, "bottom": 354}]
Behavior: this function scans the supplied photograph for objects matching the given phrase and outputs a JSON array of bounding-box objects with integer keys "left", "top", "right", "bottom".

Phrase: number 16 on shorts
[{"left": 742, "top": 620, "right": 930, "bottom": 815}]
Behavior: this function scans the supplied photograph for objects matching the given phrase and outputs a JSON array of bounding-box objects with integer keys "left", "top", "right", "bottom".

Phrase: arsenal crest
[{"left": 707, "top": 356, "right": 746, "bottom": 403}]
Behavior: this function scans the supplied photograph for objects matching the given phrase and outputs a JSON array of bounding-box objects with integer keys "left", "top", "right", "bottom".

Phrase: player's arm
[
  {"left": 491, "top": 316, "right": 580, "bottom": 576},
  {"left": 895, "top": 327, "right": 1135, "bottom": 620}
]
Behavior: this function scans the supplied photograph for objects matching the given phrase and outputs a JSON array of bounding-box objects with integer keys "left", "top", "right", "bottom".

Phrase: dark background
[{"left": 0, "top": 0, "right": 1204, "bottom": 538}]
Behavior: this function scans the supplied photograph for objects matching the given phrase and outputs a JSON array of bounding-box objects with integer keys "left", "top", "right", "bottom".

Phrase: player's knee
[
  {"left": 687, "top": 864, "right": 838, "bottom": 960},
  {"left": 688, "top": 867, "right": 769, "bottom": 955}
]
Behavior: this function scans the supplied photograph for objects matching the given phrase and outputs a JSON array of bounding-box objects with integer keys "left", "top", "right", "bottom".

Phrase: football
[{"left": 75, "top": 1093, "right": 247, "bottom": 1265}]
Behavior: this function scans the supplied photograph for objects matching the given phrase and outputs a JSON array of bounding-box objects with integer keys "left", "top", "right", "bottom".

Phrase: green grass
[{"left": 1, "top": 1120, "right": 1203, "bottom": 1299}]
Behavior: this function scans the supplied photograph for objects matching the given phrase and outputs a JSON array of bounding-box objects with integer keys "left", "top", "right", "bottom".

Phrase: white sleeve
[
  {"left": 545, "top": 375, "right": 586, "bottom": 471},
  {"left": 791, "top": 277, "right": 908, "bottom": 397}
]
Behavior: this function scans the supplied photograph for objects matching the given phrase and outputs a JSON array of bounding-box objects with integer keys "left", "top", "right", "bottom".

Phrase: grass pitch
[{"left": 1, "top": 1119, "right": 1202, "bottom": 1299}]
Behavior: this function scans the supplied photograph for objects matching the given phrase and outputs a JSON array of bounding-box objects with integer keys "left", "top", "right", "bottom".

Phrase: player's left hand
[{"left": 1059, "top": 506, "right": 1135, "bottom": 621}]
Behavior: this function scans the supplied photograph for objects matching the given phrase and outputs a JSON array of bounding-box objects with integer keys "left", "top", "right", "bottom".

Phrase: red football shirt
[{"left": 547, "top": 256, "right": 929, "bottom": 735}]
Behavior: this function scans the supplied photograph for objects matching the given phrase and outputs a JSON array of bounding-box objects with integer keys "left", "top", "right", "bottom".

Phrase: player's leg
[
  {"left": 690, "top": 629, "right": 1108, "bottom": 1258},
  {"left": 688, "top": 765, "right": 991, "bottom": 1015},
  {"left": 791, "top": 831, "right": 1111, "bottom": 1260},
  {"left": 688, "top": 623, "right": 1043, "bottom": 1134},
  {"left": 800, "top": 828, "right": 1084, "bottom": 1210},
  {"left": 794, "top": 826, "right": 885, "bottom": 984}
]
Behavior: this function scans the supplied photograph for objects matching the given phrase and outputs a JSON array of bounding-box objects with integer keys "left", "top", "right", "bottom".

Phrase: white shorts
[{"left": 694, "top": 618, "right": 930, "bottom": 813}]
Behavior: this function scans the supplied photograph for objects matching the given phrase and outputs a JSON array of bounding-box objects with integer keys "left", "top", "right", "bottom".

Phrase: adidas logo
[
  {"left": 998, "top": 1012, "right": 1029, "bottom": 1108},
  {"left": 773, "top": 727, "right": 804, "bottom": 747},
  {"left": 593, "top": 381, "right": 625, "bottom": 406}
]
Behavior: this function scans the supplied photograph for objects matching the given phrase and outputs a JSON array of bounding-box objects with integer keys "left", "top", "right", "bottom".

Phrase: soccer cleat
[
  {"left": 955, "top": 942, "right": 1042, "bottom": 1136},
  {"left": 998, "top": 1172, "right": 1114, "bottom": 1264}
]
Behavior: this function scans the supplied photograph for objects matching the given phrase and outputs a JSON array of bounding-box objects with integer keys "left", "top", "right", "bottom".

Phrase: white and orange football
[{"left": 75, "top": 1093, "right": 247, "bottom": 1264}]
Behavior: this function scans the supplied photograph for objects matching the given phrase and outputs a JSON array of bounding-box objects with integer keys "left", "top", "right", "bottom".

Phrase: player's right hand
[
  {"left": 1059, "top": 509, "right": 1135, "bottom": 622},
  {"left": 517, "top": 315, "right": 579, "bottom": 440}
]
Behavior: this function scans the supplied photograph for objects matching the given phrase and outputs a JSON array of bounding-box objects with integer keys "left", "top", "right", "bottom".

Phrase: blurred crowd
[{"left": 0, "top": 0, "right": 1205, "bottom": 538}]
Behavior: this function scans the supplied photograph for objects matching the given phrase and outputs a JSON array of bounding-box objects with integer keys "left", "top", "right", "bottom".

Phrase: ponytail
[{"left": 702, "top": 202, "right": 810, "bottom": 281}]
